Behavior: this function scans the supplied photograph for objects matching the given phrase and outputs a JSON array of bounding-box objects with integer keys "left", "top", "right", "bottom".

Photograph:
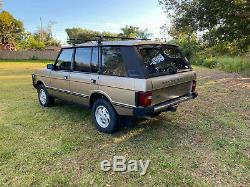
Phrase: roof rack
[{"left": 67, "top": 35, "right": 151, "bottom": 45}]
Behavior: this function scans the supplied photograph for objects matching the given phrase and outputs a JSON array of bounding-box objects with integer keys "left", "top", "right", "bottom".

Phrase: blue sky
[{"left": 3, "top": 0, "right": 170, "bottom": 43}]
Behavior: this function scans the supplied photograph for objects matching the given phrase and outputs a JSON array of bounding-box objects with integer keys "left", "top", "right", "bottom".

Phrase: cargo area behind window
[{"left": 137, "top": 45, "right": 191, "bottom": 78}]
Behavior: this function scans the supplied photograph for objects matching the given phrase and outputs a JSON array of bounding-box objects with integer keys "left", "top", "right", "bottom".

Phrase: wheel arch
[
  {"left": 34, "top": 80, "right": 46, "bottom": 88},
  {"left": 89, "top": 91, "right": 113, "bottom": 109}
]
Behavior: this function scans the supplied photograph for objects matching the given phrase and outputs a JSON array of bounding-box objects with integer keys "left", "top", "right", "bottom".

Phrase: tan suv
[{"left": 32, "top": 38, "right": 198, "bottom": 133}]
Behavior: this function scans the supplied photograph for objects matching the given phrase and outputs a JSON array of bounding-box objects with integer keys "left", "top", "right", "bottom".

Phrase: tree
[
  {"left": 16, "top": 32, "right": 45, "bottom": 50},
  {"left": 33, "top": 22, "right": 60, "bottom": 47},
  {"left": 120, "top": 25, "right": 152, "bottom": 39},
  {"left": 65, "top": 28, "right": 117, "bottom": 44},
  {"left": 65, "top": 26, "right": 153, "bottom": 44},
  {"left": 120, "top": 25, "right": 140, "bottom": 38},
  {"left": 138, "top": 28, "right": 153, "bottom": 39},
  {"left": 159, "top": 0, "right": 250, "bottom": 53},
  {"left": 0, "top": 11, "right": 24, "bottom": 47},
  {"left": 169, "top": 26, "right": 201, "bottom": 60}
]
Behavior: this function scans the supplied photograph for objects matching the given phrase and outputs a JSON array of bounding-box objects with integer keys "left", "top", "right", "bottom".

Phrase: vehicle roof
[{"left": 62, "top": 40, "right": 179, "bottom": 48}]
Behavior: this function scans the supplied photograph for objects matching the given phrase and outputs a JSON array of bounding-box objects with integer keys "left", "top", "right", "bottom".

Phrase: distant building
[{"left": 0, "top": 43, "right": 16, "bottom": 51}]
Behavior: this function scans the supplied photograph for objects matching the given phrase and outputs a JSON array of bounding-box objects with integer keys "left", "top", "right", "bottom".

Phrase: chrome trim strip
[
  {"left": 46, "top": 86, "right": 134, "bottom": 108},
  {"left": 46, "top": 86, "right": 89, "bottom": 98},
  {"left": 36, "top": 75, "right": 50, "bottom": 78},
  {"left": 112, "top": 101, "right": 135, "bottom": 109},
  {"left": 98, "top": 84, "right": 136, "bottom": 91},
  {"left": 71, "top": 92, "right": 89, "bottom": 98}
]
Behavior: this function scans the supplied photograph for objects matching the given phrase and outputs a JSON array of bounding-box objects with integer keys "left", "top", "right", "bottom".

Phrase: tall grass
[{"left": 193, "top": 56, "right": 250, "bottom": 76}]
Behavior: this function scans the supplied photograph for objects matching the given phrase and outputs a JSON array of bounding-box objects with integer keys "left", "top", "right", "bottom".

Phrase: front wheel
[
  {"left": 92, "top": 99, "right": 118, "bottom": 134},
  {"left": 37, "top": 84, "right": 54, "bottom": 107}
]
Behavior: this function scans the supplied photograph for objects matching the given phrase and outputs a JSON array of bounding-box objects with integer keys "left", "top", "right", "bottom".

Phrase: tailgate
[{"left": 150, "top": 71, "right": 196, "bottom": 105}]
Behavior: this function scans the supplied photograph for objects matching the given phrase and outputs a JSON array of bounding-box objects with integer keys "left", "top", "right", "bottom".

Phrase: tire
[
  {"left": 92, "top": 99, "right": 118, "bottom": 134},
  {"left": 37, "top": 84, "right": 54, "bottom": 107}
]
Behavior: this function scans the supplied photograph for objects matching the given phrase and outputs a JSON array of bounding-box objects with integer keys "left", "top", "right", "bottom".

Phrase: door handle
[
  {"left": 91, "top": 79, "right": 96, "bottom": 84},
  {"left": 64, "top": 76, "right": 68, "bottom": 80}
]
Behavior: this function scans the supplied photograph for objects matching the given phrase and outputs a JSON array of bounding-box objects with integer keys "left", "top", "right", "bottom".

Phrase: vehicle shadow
[{"left": 51, "top": 99, "right": 190, "bottom": 147}]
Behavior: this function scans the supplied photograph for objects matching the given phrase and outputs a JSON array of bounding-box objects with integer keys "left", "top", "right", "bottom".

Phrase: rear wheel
[
  {"left": 37, "top": 84, "right": 54, "bottom": 107},
  {"left": 92, "top": 99, "right": 118, "bottom": 134}
]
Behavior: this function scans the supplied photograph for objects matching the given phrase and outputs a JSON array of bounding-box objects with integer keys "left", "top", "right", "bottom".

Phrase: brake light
[
  {"left": 192, "top": 80, "right": 196, "bottom": 92},
  {"left": 138, "top": 91, "right": 152, "bottom": 107}
]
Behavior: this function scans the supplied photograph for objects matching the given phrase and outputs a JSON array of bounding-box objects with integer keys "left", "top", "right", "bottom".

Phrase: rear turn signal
[
  {"left": 192, "top": 80, "right": 196, "bottom": 92},
  {"left": 138, "top": 91, "right": 152, "bottom": 107}
]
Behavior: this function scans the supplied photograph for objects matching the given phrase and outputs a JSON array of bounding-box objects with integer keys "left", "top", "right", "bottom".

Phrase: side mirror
[{"left": 47, "top": 64, "right": 54, "bottom": 70}]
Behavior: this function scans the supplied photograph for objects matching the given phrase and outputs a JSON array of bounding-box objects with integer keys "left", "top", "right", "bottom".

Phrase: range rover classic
[{"left": 32, "top": 39, "right": 198, "bottom": 133}]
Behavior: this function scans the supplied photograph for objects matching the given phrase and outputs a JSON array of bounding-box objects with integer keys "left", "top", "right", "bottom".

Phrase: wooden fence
[{"left": 0, "top": 50, "right": 59, "bottom": 60}]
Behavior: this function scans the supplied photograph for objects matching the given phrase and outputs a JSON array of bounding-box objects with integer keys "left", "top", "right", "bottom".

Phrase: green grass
[
  {"left": 0, "top": 62, "right": 249, "bottom": 186},
  {"left": 0, "top": 59, "right": 53, "bottom": 63},
  {"left": 194, "top": 56, "right": 250, "bottom": 76},
  {"left": 216, "top": 56, "right": 250, "bottom": 76}
]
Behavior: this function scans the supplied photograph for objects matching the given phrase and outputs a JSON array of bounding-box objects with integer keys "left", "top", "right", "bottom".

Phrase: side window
[
  {"left": 91, "top": 47, "right": 99, "bottom": 73},
  {"left": 74, "top": 47, "right": 92, "bottom": 72},
  {"left": 102, "top": 47, "right": 127, "bottom": 76},
  {"left": 56, "top": 48, "right": 73, "bottom": 71}
]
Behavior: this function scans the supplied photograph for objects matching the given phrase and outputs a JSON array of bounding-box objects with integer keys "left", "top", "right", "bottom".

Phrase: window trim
[
  {"left": 71, "top": 46, "right": 100, "bottom": 74},
  {"left": 73, "top": 47, "right": 92, "bottom": 73},
  {"left": 54, "top": 47, "right": 75, "bottom": 72},
  {"left": 90, "top": 46, "right": 100, "bottom": 74}
]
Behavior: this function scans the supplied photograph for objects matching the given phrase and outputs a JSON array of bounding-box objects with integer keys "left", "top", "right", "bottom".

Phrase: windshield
[{"left": 138, "top": 45, "right": 191, "bottom": 77}]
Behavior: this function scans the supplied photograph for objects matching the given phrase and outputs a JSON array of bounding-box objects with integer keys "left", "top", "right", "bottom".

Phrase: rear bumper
[{"left": 133, "top": 92, "right": 198, "bottom": 116}]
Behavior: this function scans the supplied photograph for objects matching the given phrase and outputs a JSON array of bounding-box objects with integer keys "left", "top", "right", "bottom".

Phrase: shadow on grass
[{"left": 49, "top": 99, "right": 189, "bottom": 149}]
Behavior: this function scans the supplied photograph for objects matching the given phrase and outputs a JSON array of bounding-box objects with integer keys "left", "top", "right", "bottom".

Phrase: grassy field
[
  {"left": 0, "top": 61, "right": 249, "bottom": 186},
  {"left": 194, "top": 56, "right": 250, "bottom": 77}
]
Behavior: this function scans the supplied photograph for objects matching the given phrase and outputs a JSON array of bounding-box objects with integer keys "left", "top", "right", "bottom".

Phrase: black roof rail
[
  {"left": 95, "top": 35, "right": 151, "bottom": 41},
  {"left": 67, "top": 35, "right": 151, "bottom": 45}
]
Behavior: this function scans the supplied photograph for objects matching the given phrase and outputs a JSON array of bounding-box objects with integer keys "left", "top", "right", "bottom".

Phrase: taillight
[
  {"left": 192, "top": 80, "right": 196, "bottom": 92},
  {"left": 137, "top": 91, "right": 152, "bottom": 107}
]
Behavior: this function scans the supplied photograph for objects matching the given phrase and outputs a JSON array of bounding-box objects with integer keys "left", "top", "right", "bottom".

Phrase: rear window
[{"left": 138, "top": 45, "right": 191, "bottom": 77}]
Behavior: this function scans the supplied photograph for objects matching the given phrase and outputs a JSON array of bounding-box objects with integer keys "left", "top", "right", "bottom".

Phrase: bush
[
  {"left": 202, "top": 58, "right": 219, "bottom": 69},
  {"left": 192, "top": 55, "right": 250, "bottom": 76},
  {"left": 190, "top": 53, "right": 206, "bottom": 66},
  {"left": 30, "top": 55, "right": 39, "bottom": 60},
  {"left": 216, "top": 56, "right": 250, "bottom": 76}
]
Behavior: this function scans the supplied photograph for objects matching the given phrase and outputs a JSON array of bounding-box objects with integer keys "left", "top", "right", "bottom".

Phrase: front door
[
  {"left": 70, "top": 47, "right": 99, "bottom": 105},
  {"left": 50, "top": 48, "right": 74, "bottom": 101}
]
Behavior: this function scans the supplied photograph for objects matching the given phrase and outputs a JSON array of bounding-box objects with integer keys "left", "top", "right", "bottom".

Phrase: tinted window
[
  {"left": 56, "top": 48, "right": 73, "bottom": 71},
  {"left": 121, "top": 47, "right": 143, "bottom": 78},
  {"left": 74, "top": 48, "right": 91, "bottom": 72},
  {"left": 138, "top": 45, "right": 190, "bottom": 77},
  {"left": 91, "top": 47, "right": 99, "bottom": 73},
  {"left": 164, "top": 48, "right": 182, "bottom": 58},
  {"left": 102, "top": 47, "right": 126, "bottom": 76}
]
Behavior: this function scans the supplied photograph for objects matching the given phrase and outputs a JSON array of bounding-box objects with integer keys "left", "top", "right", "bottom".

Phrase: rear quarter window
[{"left": 101, "top": 47, "right": 127, "bottom": 77}]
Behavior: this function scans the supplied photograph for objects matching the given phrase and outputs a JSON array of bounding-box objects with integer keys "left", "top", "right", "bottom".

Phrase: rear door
[
  {"left": 150, "top": 71, "right": 196, "bottom": 105},
  {"left": 138, "top": 45, "right": 196, "bottom": 105},
  {"left": 50, "top": 48, "right": 74, "bottom": 101},
  {"left": 70, "top": 47, "right": 99, "bottom": 105}
]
